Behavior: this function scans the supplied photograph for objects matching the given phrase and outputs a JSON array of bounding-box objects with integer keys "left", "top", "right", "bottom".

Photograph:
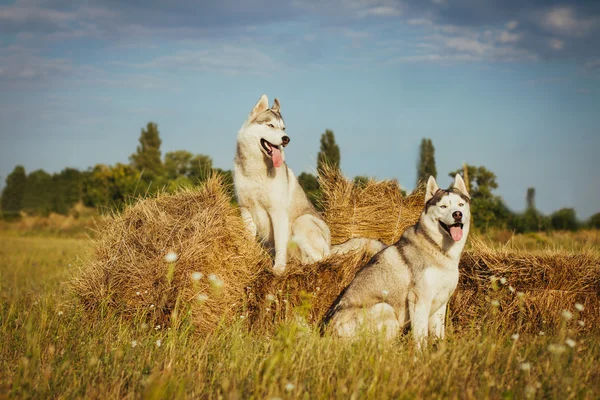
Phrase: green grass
[{"left": 1, "top": 234, "right": 599, "bottom": 399}]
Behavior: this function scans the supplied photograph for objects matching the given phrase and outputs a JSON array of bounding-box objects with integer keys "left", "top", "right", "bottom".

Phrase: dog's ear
[
  {"left": 453, "top": 173, "right": 470, "bottom": 199},
  {"left": 425, "top": 176, "right": 439, "bottom": 203},
  {"left": 271, "top": 98, "right": 280, "bottom": 113},
  {"left": 250, "top": 94, "right": 269, "bottom": 120}
]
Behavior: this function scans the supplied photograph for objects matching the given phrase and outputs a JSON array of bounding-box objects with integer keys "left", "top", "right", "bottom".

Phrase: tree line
[{"left": 1, "top": 123, "right": 598, "bottom": 231}]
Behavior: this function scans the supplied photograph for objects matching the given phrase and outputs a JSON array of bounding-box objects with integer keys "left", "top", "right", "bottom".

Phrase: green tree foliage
[
  {"left": 588, "top": 213, "right": 600, "bottom": 229},
  {"left": 298, "top": 172, "right": 321, "bottom": 208},
  {"left": 550, "top": 208, "right": 579, "bottom": 231},
  {"left": 189, "top": 154, "right": 213, "bottom": 183},
  {"left": 416, "top": 138, "right": 437, "bottom": 185},
  {"left": 22, "top": 170, "right": 54, "bottom": 216},
  {"left": 130, "top": 122, "right": 164, "bottom": 184},
  {"left": 449, "top": 165, "right": 508, "bottom": 231},
  {"left": 515, "top": 187, "right": 550, "bottom": 233},
  {"left": 82, "top": 164, "right": 141, "bottom": 211},
  {"left": 353, "top": 175, "right": 370, "bottom": 188},
  {"left": 164, "top": 150, "right": 193, "bottom": 180},
  {"left": 50, "top": 168, "right": 83, "bottom": 215},
  {"left": 1, "top": 165, "right": 27, "bottom": 219},
  {"left": 317, "top": 129, "right": 340, "bottom": 172}
]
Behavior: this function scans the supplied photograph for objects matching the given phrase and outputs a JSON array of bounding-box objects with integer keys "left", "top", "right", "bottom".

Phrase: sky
[{"left": 0, "top": 0, "right": 599, "bottom": 219}]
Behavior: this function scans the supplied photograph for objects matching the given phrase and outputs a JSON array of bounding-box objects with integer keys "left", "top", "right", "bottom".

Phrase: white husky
[
  {"left": 234, "top": 95, "right": 383, "bottom": 275},
  {"left": 322, "top": 174, "right": 471, "bottom": 347}
]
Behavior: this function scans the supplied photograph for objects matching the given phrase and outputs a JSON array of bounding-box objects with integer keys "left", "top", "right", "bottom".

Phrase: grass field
[{"left": 1, "top": 233, "right": 599, "bottom": 399}]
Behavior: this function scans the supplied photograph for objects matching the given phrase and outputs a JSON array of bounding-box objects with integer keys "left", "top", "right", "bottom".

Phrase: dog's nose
[
  {"left": 453, "top": 211, "right": 463, "bottom": 221},
  {"left": 281, "top": 136, "right": 290, "bottom": 146}
]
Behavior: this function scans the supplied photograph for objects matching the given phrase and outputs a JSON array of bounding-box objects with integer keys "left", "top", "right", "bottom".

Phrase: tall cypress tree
[
  {"left": 130, "top": 122, "right": 164, "bottom": 183},
  {"left": 317, "top": 129, "right": 341, "bottom": 172},
  {"left": 416, "top": 138, "right": 437, "bottom": 185},
  {"left": 1, "top": 165, "right": 27, "bottom": 218}
]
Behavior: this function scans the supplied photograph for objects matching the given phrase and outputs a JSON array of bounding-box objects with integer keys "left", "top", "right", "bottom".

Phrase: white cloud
[
  {"left": 549, "top": 38, "right": 565, "bottom": 50},
  {"left": 540, "top": 7, "right": 599, "bottom": 37},
  {"left": 444, "top": 37, "right": 490, "bottom": 55},
  {"left": 359, "top": 6, "right": 401, "bottom": 17},
  {"left": 128, "top": 45, "right": 281, "bottom": 75},
  {"left": 505, "top": 20, "right": 519, "bottom": 30},
  {"left": 499, "top": 31, "right": 521, "bottom": 43}
]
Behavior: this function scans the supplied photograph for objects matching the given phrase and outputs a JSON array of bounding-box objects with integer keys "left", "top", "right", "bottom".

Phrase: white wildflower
[
  {"left": 285, "top": 382, "right": 295, "bottom": 392},
  {"left": 578, "top": 320, "right": 585, "bottom": 327},
  {"left": 575, "top": 303, "right": 584, "bottom": 312},
  {"left": 519, "top": 362, "right": 531, "bottom": 371},
  {"left": 197, "top": 293, "right": 209, "bottom": 302},
  {"left": 150, "top": 304, "right": 155, "bottom": 309},
  {"left": 131, "top": 340, "right": 138, "bottom": 348},
  {"left": 208, "top": 274, "right": 224, "bottom": 289},
  {"left": 489, "top": 275, "right": 497, "bottom": 282},
  {"left": 516, "top": 292, "right": 524, "bottom": 298},
  {"left": 154, "top": 325, "right": 161, "bottom": 330},
  {"left": 548, "top": 344, "right": 566, "bottom": 355},
  {"left": 191, "top": 272, "right": 203, "bottom": 281},
  {"left": 240, "top": 315, "right": 245, "bottom": 319},
  {"left": 57, "top": 311, "right": 63, "bottom": 316},
  {"left": 164, "top": 251, "right": 178, "bottom": 263},
  {"left": 499, "top": 277, "right": 507, "bottom": 285},
  {"left": 156, "top": 339, "right": 162, "bottom": 347},
  {"left": 136, "top": 291, "right": 141, "bottom": 296},
  {"left": 511, "top": 333, "right": 519, "bottom": 341},
  {"left": 561, "top": 310, "right": 573, "bottom": 320},
  {"left": 565, "top": 338, "right": 576, "bottom": 348},
  {"left": 491, "top": 300, "right": 500, "bottom": 307},
  {"left": 539, "top": 331, "right": 545, "bottom": 336},
  {"left": 266, "top": 294, "right": 276, "bottom": 302},
  {"left": 508, "top": 285, "right": 515, "bottom": 293}
]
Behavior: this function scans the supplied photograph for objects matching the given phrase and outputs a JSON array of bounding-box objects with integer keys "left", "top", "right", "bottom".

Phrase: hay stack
[
  {"left": 319, "top": 166, "right": 424, "bottom": 245},
  {"left": 72, "top": 169, "right": 422, "bottom": 333},
  {"left": 452, "top": 238, "right": 600, "bottom": 333},
  {"left": 71, "top": 176, "right": 271, "bottom": 333}
]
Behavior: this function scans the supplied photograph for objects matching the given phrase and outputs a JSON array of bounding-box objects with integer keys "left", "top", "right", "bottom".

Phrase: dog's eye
[
  {"left": 440, "top": 205, "right": 447, "bottom": 209},
  {"left": 282, "top": 127, "right": 286, "bottom": 131},
  {"left": 267, "top": 123, "right": 275, "bottom": 128},
  {"left": 459, "top": 203, "right": 464, "bottom": 207}
]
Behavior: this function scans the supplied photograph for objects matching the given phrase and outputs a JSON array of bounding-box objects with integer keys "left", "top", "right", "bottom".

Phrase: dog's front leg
[
  {"left": 428, "top": 302, "right": 447, "bottom": 340},
  {"left": 408, "top": 291, "right": 431, "bottom": 349},
  {"left": 240, "top": 207, "right": 257, "bottom": 239},
  {"left": 271, "top": 210, "right": 289, "bottom": 276}
]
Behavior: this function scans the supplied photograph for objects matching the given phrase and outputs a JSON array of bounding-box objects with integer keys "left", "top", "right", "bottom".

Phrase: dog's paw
[{"left": 272, "top": 263, "right": 286, "bottom": 276}]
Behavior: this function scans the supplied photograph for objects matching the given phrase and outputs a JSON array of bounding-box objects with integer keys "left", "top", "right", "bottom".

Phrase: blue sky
[{"left": 0, "top": 0, "right": 599, "bottom": 219}]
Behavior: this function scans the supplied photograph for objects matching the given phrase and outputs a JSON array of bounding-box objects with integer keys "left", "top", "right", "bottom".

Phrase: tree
[
  {"left": 22, "top": 169, "right": 53, "bottom": 216},
  {"left": 416, "top": 138, "right": 437, "bottom": 185},
  {"left": 317, "top": 129, "right": 340, "bottom": 172},
  {"left": 164, "top": 150, "right": 193, "bottom": 180},
  {"left": 52, "top": 168, "right": 83, "bottom": 215},
  {"left": 550, "top": 208, "right": 579, "bottom": 231},
  {"left": 188, "top": 154, "right": 213, "bottom": 183},
  {"left": 1, "top": 165, "right": 27, "bottom": 219},
  {"left": 129, "top": 122, "right": 164, "bottom": 184},
  {"left": 588, "top": 213, "right": 600, "bottom": 229},
  {"left": 298, "top": 172, "right": 321, "bottom": 207}
]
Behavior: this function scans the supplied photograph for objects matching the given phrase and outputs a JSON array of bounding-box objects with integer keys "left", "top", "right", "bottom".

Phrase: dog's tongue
[
  {"left": 271, "top": 146, "right": 283, "bottom": 168},
  {"left": 450, "top": 226, "right": 463, "bottom": 241}
]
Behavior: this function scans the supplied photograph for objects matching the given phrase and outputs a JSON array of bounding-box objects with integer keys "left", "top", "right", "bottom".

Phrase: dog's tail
[{"left": 330, "top": 238, "right": 386, "bottom": 257}]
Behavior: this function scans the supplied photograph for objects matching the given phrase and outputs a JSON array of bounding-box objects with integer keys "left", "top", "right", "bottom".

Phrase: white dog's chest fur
[{"left": 421, "top": 265, "right": 459, "bottom": 313}]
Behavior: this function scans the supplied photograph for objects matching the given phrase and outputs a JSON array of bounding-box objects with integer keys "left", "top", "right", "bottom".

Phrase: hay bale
[
  {"left": 245, "top": 248, "right": 376, "bottom": 332},
  {"left": 319, "top": 165, "right": 424, "bottom": 245},
  {"left": 451, "top": 238, "right": 600, "bottom": 333},
  {"left": 71, "top": 176, "right": 271, "bottom": 333}
]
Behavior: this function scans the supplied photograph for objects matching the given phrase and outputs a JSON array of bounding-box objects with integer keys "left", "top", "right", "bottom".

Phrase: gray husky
[
  {"left": 234, "top": 95, "right": 384, "bottom": 275},
  {"left": 322, "top": 174, "right": 471, "bottom": 346}
]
